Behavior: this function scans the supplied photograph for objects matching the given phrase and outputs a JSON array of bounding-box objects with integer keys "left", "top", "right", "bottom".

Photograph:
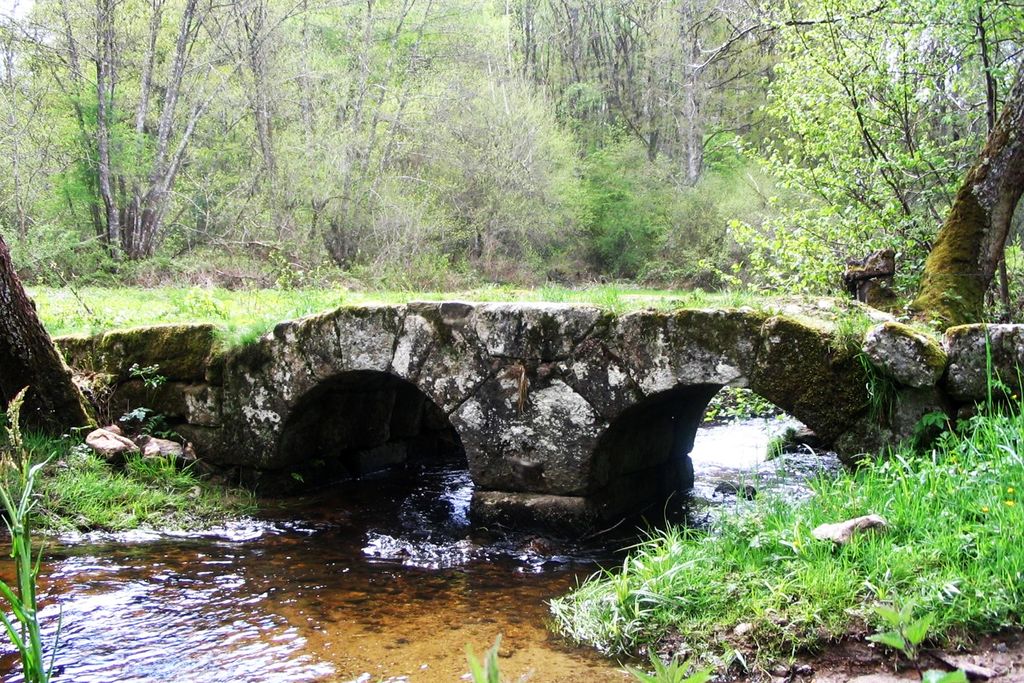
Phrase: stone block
[
  {"left": 863, "top": 322, "right": 945, "bottom": 388},
  {"left": 945, "top": 324, "right": 1024, "bottom": 401}
]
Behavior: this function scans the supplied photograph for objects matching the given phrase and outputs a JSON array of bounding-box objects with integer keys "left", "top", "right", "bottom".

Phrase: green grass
[
  {"left": 550, "top": 403, "right": 1024, "bottom": 667},
  {"left": 29, "top": 285, "right": 882, "bottom": 342},
  {"left": 18, "top": 433, "right": 253, "bottom": 532}
]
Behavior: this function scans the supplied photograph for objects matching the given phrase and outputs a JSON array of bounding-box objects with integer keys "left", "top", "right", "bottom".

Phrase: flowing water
[{"left": 0, "top": 418, "right": 839, "bottom": 683}]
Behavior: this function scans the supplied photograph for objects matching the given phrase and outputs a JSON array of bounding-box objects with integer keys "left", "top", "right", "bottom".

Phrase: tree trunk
[
  {"left": 0, "top": 234, "right": 93, "bottom": 433},
  {"left": 911, "top": 65, "right": 1024, "bottom": 327}
]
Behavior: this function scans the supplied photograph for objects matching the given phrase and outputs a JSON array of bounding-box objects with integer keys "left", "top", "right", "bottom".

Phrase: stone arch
[
  {"left": 575, "top": 311, "right": 874, "bottom": 523},
  {"left": 587, "top": 383, "right": 722, "bottom": 521},
  {"left": 274, "top": 369, "right": 464, "bottom": 487}
]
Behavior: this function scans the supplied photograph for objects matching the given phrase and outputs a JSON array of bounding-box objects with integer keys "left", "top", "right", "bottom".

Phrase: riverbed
[{"left": 1, "top": 418, "right": 838, "bottom": 682}]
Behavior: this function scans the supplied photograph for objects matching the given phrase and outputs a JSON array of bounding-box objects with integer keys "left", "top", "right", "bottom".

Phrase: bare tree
[
  {"left": 510, "top": 0, "right": 768, "bottom": 185},
  {"left": 35, "top": 0, "right": 230, "bottom": 258}
]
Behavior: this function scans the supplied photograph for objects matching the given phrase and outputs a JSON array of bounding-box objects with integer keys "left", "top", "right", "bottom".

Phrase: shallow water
[{"left": 0, "top": 418, "right": 839, "bottom": 682}]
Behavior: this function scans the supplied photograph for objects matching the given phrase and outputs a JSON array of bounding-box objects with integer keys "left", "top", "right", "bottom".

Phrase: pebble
[{"left": 794, "top": 664, "right": 814, "bottom": 677}]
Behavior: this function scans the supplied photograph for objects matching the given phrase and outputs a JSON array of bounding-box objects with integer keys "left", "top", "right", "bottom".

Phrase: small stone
[
  {"left": 85, "top": 428, "right": 139, "bottom": 465},
  {"left": 141, "top": 437, "right": 185, "bottom": 460},
  {"left": 733, "top": 622, "right": 754, "bottom": 636},
  {"left": 769, "top": 663, "right": 791, "bottom": 677},
  {"left": 812, "top": 514, "right": 888, "bottom": 544},
  {"left": 994, "top": 642, "right": 1008, "bottom": 653},
  {"left": 794, "top": 663, "right": 814, "bottom": 677},
  {"left": 945, "top": 324, "right": 1024, "bottom": 401},
  {"left": 714, "top": 481, "right": 757, "bottom": 500}
]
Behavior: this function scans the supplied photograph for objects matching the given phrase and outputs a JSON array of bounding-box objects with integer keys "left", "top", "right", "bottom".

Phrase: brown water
[{"left": 0, "top": 418, "right": 838, "bottom": 683}]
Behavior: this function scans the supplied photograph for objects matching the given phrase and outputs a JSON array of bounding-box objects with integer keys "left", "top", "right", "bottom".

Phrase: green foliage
[
  {"left": 702, "top": 387, "right": 781, "bottom": 424},
  {"left": 33, "top": 441, "right": 253, "bottom": 532},
  {"left": 867, "top": 601, "right": 934, "bottom": 661},
  {"left": 0, "top": 389, "right": 57, "bottom": 683},
  {"left": 551, "top": 398, "right": 1024, "bottom": 666},
  {"left": 857, "top": 353, "right": 899, "bottom": 423},
  {"left": 735, "top": 0, "right": 1024, "bottom": 296},
  {"left": 466, "top": 635, "right": 506, "bottom": 683},
  {"left": 830, "top": 309, "right": 874, "bottom": 355},
  {"left": 624, "top": 653, "right": 712, "bottom": 683},
  {"left": 128, "top": 362, "right": 166, "bottom": 390},
  {"left": 579, "top": 138, "right": 669, "bottom": 277},
  {"left": 922, "top": 671, "right": 969, "bottom": 683},
  {"left": 869, "top": 603, "right": 968, "bottom": 681}
]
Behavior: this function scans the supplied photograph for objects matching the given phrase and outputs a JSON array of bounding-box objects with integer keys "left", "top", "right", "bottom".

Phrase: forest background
[{"left": 0, "top": 0, "right": 1022, "bottom": 315}]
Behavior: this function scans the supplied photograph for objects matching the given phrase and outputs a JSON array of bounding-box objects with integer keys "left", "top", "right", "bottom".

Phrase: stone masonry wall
[{"left": 54, "top": 305, "right": 1024, "bottom": 530}]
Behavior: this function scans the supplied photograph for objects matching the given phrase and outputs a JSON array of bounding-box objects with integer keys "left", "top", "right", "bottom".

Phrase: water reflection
[{"left": 1, "top": 418, "right": 837, "bottom": 683}]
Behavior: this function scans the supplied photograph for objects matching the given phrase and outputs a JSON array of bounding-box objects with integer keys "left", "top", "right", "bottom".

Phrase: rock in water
[
  {"left": 85, "top": 427, "right": 139, "bottom": 465},
  {"left": 812, "top": 514, "right": 888, "bottom": 544},
  {"left": 714, "top": 481, "right": 757, "bottom": 500}
]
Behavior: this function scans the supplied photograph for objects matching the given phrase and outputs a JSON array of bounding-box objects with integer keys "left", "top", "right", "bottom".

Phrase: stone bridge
[{"left": 57, "top": 300, "right": 1021, "bottom": 529}]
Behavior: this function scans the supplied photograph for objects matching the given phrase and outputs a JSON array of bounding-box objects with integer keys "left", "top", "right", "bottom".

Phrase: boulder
[
  {"left": 945, "top": 324, "right": 1024, "bottom": 401},
  {"left": 100, "top": 324, "right": 219, "bottom": 381},
  {"left": 109, "top": 380, "right": 223, "bottom": 426},
  {"left": 85, "top": 427, "right": 139, "bottom": 465},
  {"left": 863, "top": 322, "right": 946, "bottom": 388},
  {"left": 472, "top": 302, "right": 603, "bottom": 360},
  {"left": 751, "top": 315, "right": 868, "bottom": 444}
]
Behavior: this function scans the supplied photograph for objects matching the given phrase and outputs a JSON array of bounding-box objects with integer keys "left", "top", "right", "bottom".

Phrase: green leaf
[
  {"left": 872, "top": 604, "right": 901, "bottom": 627},
  {"left": 867, "top": 631, "right": 907, "bottom": 652},
  {"left": 905, "top": 612, "right": 936, "bottom": 645},
  {"left": 922, "top": 670, "right": 968, "bottom": 683},
  {"left": 624, "top": 665, "right": 657, "bottom": 683},
  {"left": 899, "top": 600, "right": 918, "bottom": 623}
]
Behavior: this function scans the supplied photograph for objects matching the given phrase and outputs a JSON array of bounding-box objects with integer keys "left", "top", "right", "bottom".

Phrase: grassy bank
[
  {"left": 14, "top": 433, "right": 253, "bottom": 532},
  {"left": 551, "top": 404, "right": 1024, "bottom": 668},
  {"left": 28, "top": 284, "right": 880, "bottom": 344}
]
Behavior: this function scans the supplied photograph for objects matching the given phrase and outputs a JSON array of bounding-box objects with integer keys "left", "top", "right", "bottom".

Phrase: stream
[{"left": 1, "top": 418, "right": 839, "bottom": 683}]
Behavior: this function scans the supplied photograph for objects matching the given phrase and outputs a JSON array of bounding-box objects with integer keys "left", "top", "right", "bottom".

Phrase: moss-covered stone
[
  {"left": 750, "top": 315, "right": 869, "bottom": 443},
  {"left": 55, "top": 334, "right": 100, "bottom": 371},
  {"left": 863, "top": 322, "right": 946, "bottom": 388},
  {"left": 944, "top": 324, "right": 1024, "bottom": 401},
  {"left": 95, "top": 324, "right": 219, "bottom": 381}
]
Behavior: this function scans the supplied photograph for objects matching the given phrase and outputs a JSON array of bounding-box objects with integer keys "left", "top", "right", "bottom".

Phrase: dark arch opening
[
  {"left": 589, "top": 383, "right": 721, "bottom": 521},
  {"left": 589, "top": 384, "right": 831, "bottom": 524},
  {"left": 276, "top": 370, "right": 465, "bottom": 489}
]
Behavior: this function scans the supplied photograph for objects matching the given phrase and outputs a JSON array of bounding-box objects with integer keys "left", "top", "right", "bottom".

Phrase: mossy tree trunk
[
  {"left": 0, "top": 233, "right": 93, "bottom": 432},
  {"left": 911, "top": 65, "right": 1024, "bottom": 327}
]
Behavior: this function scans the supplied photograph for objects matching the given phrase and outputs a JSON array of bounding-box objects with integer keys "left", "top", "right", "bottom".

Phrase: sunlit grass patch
[
  {"left": 20, "top": 433, "right": 253, "bottom": 532},
  {"left": 550, "top": 403, "right": 1024, "bottom": 666},
  {"left": 29, "top": 285, "right": 878, "bottom": 341}
]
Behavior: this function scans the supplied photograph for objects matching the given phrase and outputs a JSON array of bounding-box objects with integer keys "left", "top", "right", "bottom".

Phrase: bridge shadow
[
  {"left": 276, "top": 370, "right": 465, "bottom": 490},
  {"left": 590, "top": 385, "right": 811, "bottom": 524},
  {"left": 589, "top": 384, "right": 719, "bottom": 521}
]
